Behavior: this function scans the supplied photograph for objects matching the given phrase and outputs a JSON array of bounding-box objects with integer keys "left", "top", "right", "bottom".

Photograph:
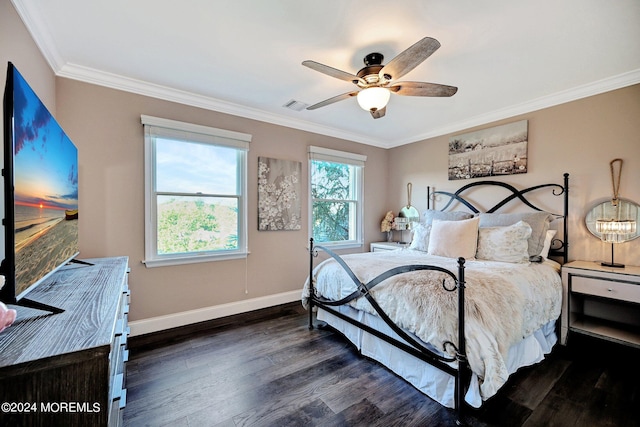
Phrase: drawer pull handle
[{"left": 608, "top": 288, "right": 613, "bottom": 292}]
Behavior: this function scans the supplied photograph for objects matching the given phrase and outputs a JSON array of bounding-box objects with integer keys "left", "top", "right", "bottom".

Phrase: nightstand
[
  {"left": 561, "top": 261, "right": 640, "bottom": 348},
  {"left": 370, "top": 241, "right": 409, "bottom": 252}
]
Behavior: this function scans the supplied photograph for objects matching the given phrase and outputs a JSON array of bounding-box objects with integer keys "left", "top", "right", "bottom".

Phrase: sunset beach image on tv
[{"left": 12, "top": 68, "right": 79, "bottom": 297}]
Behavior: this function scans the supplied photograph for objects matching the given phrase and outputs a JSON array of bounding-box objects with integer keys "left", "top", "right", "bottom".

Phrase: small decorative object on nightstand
[
  {"left": 561, "top": 261, "right": 640, "bottom": 348},
  {"left": 380, "top": 210, "right": 395, "bottom": 242}
]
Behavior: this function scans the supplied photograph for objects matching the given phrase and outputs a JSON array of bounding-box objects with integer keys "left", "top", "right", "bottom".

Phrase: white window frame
[
  {"left": 308, "top": 146, "right": 366, "bottom": 249},
  {"left": 142, "top": 115, "right": 251, "bottom": 267}
]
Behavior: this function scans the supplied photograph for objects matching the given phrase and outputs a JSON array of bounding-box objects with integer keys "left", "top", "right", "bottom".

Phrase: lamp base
[{"left": 601, "top": 261, "right": 625, "bottom": 268}]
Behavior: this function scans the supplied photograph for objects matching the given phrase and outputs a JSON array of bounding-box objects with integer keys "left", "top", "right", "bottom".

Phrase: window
[
  {"left": 142, "top": 115, "right": 250, "bottom": 267},
  {"left": 309, "top": 146, "right": 366, "bottom": 247}
]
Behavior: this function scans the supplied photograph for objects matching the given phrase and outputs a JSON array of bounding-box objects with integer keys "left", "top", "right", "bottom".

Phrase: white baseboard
[{"left": 128, "top": 290, "right": 301, "bottom": 337}]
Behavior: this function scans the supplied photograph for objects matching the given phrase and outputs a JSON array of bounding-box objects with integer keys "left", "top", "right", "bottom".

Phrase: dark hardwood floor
[{"left": 124, "top": 303, "right": 640, "bottom": 427}]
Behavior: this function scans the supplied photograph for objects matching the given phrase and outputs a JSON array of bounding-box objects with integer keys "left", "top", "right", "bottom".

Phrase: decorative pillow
[
  {"left": 477, "top": 212, "right": 554, "bottom": 258},
  {"left": 409, "top": 222, "right": 431, "bottom": 252},
  {"left": 427, "top": 217, "right": 480, "bottom": 259},
  {"left": 476, "top": 221, "right": 532, "bottom": 263},
  {"left": 422, "top": 209, "right": 474, "bottom": 226},
  {"left": 410, "top": 210, "right": 474, "bottom": 253},
  {"left": 540, "top": 229, "right": 557, "bottom": 259}
]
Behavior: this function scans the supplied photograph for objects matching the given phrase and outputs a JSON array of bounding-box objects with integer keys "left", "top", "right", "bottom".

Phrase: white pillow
[
  {"left": 476, "top": 221, "right": 532, "bottom": 263},
  {"left": 427, "top": 217, "right": 480, "bottom": 259},
  {"left": 409, "top": 222, "right": 431, "bottom": 252},
  {"left": 478, "top": 212, "right": 554, "bottom": 258},
  {"left": 540, "top": 229, "right": 557, "bottom": 259}
]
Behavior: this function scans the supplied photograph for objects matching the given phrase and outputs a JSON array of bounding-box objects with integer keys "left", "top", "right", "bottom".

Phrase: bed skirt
[{"left": 317, "top": 305, "right": 557, "bottom": 408}]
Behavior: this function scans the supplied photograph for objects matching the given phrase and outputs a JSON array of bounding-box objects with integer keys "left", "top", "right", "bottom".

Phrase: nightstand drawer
[
  {"left": 572, "top": 276, "right": 640, "bottom": 304},
  {"left": 370, "top": 242, "right": 408, "bottom": 252}
]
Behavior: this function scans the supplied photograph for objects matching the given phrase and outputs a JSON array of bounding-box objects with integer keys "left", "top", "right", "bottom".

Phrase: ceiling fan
[{"left": 302, "top": 37, "right": 457, "bottom": 119}]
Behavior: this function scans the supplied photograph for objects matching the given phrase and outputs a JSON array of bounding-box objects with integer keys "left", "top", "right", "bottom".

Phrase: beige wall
[
  {"left": 388, "top": 84, "right": 640, "bottom": 267},
  {"left": 55, "top": 78, "right": 388, "bottom": 321},
  {"left": 3, "top": 1, "right": 640, "bottom": 331}
]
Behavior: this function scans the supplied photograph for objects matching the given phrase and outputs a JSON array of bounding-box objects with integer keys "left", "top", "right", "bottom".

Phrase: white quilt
[{"left": 302, "top": 248, "right": 562, "bottom": 401}]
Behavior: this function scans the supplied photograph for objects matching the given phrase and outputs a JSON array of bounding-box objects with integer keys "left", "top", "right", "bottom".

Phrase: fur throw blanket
[{"left": 302, "top": 249, "right": 562, "bottom": 400}]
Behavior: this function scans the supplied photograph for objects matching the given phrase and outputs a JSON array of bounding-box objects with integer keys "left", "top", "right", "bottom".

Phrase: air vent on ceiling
[{"left": 283, "top": 99, "right": 309, "bottom": 111}]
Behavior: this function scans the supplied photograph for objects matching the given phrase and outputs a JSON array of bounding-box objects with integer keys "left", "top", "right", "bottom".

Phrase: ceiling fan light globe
[{"left": 357, "top": 87, "right": 390, "bottom": 112}]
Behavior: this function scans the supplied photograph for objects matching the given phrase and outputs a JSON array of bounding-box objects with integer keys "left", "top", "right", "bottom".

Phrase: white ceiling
[{"left": 12, "top": 0, "right": 640, "bottom": 149}]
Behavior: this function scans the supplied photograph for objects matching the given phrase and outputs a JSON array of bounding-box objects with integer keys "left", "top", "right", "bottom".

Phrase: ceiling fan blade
[
  {"left": 379, "top": 37, "right": 441, "bottom": 81},
  {"left": 302, "top": 60, "right": 365, "bottom": 85},
  {"left": 306, "top": 91, "right": 359, "bottom": 110},
  {"left": 370, "top": 106, "right": 386, "bottom": 119},
  {"left": 389, "top": 81, "right": 458, "bottom": 97}
]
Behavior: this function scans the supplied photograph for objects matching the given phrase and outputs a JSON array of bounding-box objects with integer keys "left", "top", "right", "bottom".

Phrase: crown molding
[
  {"left": 11, "top": 0, "right": 65, "bottom": 71},
  {"left": 58, "top": 63, "right": 640, "bottom": 150},
  {"left": 390, "top": 68, "right": 640, "bottom": 148},
  {"left": 56, "top": 63, "right": 390, "bottom": 148}
]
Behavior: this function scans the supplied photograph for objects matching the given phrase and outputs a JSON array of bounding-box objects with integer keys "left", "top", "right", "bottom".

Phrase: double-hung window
[
  {"left": 142, "top": 115, "right": 250, "bottom": 267},
  {"left": 309, "top": 146, "right": 366, "bottom": 247}
]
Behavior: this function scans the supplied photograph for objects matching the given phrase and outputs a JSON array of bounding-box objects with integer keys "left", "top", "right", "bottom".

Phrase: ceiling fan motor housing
[{"left": 356, "top": 64, "right": 384, "bottom": 85}]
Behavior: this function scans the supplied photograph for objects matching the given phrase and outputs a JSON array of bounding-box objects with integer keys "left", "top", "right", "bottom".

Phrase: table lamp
[{"left": 595, "top": 218, "right": 637, "bottom": 267}]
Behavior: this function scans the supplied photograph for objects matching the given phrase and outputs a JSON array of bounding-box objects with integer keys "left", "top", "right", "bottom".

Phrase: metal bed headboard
[{"left": 427, "top": 173, "right": 569, "bottom": 264}]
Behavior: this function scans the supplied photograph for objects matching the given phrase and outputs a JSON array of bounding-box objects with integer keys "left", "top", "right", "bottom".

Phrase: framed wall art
[
  {"left": 258, "top": 157, "right": 301, "bottom": 231},
  {"left": 448, "top": 120, "right": 528, "bottom": 180}
]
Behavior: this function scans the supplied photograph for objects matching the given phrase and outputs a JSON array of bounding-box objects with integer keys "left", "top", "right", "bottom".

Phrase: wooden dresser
[{"left": 0, "top": 256, "right": 130, "bottom": 426}]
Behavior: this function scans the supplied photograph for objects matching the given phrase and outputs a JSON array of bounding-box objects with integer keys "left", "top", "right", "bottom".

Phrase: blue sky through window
[{"left": 155, "top": 138, "right": 237, "bottom": 196}]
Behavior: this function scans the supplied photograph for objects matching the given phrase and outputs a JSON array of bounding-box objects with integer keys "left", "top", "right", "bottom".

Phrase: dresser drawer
[{"left": 572, "top": 275, "right": 640, "bottom": 304}]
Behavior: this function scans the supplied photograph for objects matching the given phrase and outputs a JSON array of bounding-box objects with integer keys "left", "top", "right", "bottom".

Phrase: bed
[{"left": 302, "top": 174, "right": 569, "bottom": 424}]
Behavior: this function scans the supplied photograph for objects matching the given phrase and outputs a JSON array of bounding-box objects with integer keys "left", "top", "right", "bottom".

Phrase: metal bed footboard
[{"left": 307, "top": 238, "right": 470, "bottom": 424}]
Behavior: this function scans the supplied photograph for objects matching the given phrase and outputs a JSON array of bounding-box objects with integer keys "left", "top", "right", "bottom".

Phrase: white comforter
[{"left": 302, "top": 248, "right": 562, "bottom": 400}]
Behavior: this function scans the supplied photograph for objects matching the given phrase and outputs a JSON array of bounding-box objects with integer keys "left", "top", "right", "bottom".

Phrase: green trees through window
[
  {"left": 156, "top": 196, "right": 238, "bottom": 254},
  {"left": 311, "top": 160, "right": 359, "bottom": 243}
]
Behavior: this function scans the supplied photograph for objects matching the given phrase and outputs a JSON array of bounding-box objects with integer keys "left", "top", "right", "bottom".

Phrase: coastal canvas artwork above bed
[
  {"left": 448, "top": 120, "right": 528, "bottom": 180},
  {"left": 258, "top": 157, "right": 301, "bottom": 231}
]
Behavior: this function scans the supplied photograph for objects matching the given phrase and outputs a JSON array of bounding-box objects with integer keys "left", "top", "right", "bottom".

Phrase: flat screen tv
[{"left": 0, "top": 62, "right": 79, "bottom": 313}]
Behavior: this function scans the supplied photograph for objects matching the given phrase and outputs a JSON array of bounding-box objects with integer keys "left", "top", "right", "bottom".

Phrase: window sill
[{"left": 142, "top": 252, "right": 248, "bottom": 268}]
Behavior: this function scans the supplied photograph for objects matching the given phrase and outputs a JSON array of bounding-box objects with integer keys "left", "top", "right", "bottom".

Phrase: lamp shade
[
  {"left": 357, "top": 87, "right": 391, "bottom": 111},
  {"left": 596, "top": 219, "right": 637, "bottom": 243}
]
